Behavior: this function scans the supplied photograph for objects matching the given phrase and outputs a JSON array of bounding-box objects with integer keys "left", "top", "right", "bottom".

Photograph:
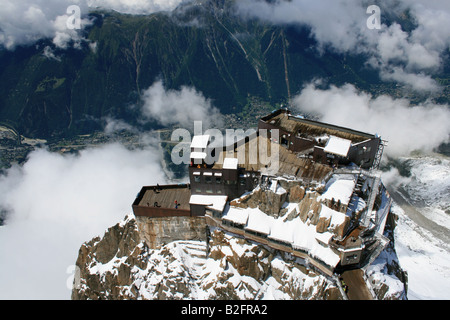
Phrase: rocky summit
[{"left": 71, "top": 212, "right": 405, "bottom": 300}]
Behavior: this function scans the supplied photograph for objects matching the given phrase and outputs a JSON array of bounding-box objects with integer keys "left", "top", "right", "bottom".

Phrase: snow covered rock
[{"left": 71, "top": 215, "right": 342, "bottom": 300}]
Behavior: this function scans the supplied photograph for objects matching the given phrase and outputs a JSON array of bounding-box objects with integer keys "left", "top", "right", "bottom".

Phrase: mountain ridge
[{"left": 2, "top": 1, "right": 446, "bottom": 139}]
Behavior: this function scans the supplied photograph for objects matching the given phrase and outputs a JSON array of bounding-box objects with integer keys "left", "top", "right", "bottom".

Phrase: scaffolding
[{"left": 372, "top": 140, "right": 387, "bottom": 170}]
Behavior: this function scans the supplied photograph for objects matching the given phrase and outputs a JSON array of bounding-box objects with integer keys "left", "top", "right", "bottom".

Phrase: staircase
[
  {"left": 360, "top": 172, "right": 381, "bottom": 227},
  {"left": 176, "top": 241, "right": 207, "bottom": 280}
]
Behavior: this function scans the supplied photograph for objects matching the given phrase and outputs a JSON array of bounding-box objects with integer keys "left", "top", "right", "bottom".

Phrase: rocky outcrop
[
  {"left": 365, "top": 211, "right": 408, "bottom": 300},
  {"left": 72, "top": 210, "right": 407, "bottom": 300},
  {"left": 230, "top": 181, "right": 310, "bottom": 219},
  {"left": 205, "top": 228, "right": 342, "bottom": 300},
  {"left": 230, "top": 187, "right": 287, "bottom": 217},
  {"left": 71, "top": 215, "right": 144, "bottom": 300},
  {"left": 71, "top": 214, "right": 342, "bottom": 300}
]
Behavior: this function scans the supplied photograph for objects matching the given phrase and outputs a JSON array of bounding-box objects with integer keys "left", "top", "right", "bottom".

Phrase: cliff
[
  {"left": 71, "top": 180, "right": 407, "bottom": 300},
  {"left": 71, "top": 214, "right": 343, "bottom": 300}
]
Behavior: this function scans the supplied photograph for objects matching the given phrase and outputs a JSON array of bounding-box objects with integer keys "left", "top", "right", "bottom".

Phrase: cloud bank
[
  {"left": 87, "top": 0, "right": 185, "bottom": 15},
  {"left": 292, "top": 82, "right": 450, "bottom": 158},
  {"left": 236, "top": 0, "right": 450, "bottom": 92},
  {"left": 0, "top": 0, "right": 93, "bottom": 50},
  {"left": 0, "top": 0, "right": 186, "bottom": 50},
  {"left": 0, "top": 143, "right": 167, "bottom": 299}
]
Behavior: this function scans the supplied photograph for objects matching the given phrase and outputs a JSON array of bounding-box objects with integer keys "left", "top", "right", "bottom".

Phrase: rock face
[
  {"left": 71, "top": 215, "right": 143, "bottom": 300},
  {"left": 71, "top": 214, "right": 342, "bottom": 300},
  {"left": 365, "top": 211, "right": 408, "bottom": 300},
  {"left": 204, "top": 228, "right": 342, "bottom": 300},
  {"left": 135, "top": 216, "right": 207, "bottom": 249}
]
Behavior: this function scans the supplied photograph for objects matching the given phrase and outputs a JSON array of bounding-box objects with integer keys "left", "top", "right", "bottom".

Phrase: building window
[
  {"left": 195, "top": 188, "right": 202, "bottom": 193},
  {"left": 206, "top": 189, "right": 213, "bottom": 194},
  {"left": 239, "top": 179, "right": 246, "bottom": 186},
  {"left": 205, "top": 176, "right": 212, "bottom": 183},
  {"left": 194, "top": 176, "right": 201, "bottom": 183},
  {"left": 216, "top": 177, "right": 222, "bottom": 184}
]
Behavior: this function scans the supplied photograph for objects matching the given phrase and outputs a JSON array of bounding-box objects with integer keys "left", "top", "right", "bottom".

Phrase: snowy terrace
[
  {"left": 221, "top": 204, "right": 342, "bottom": 269},
  {"left": 215, "top": 172, "right": 377, "bottom": 271}
]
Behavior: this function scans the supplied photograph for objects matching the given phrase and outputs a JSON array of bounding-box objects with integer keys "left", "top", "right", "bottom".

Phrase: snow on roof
[
  {"left": 319, "top": 204, "right": 347, "bottom": 229},
  {"left": 223, "top": 157, "right": 239, "bottom": 170},
  {"left": 324, "top": 135, "right": 352, "bottom": 157},
  {"left": 315, "top": 231, "right": 334, "bottom": 245},
  {"left": 189, "top": 194, "right": 228, "bottom": 212},
  {"left": 190, "top": 151, "right": 207, "bottom": 159},
  {"left": 246, "top": 208, "right": 274, "bottom": 234},
  {"left": 319, "top": 175, "right": 356, "bottom": 205},
  {"left": 190, "top": 135, "right": 210, "bottom": 149},
  {"left": 225, "top": 201, "right": 342, "bottom": 267},
  {"left": 269, "top": 179, "right": 287, "bottom": 195},
  {"left": 269, "top": 217, "right": 296, "bottom": 243},
  {"left": 222, "top": 206, "right": 249, "bottom": 225},
  {"left": 290, "top": 217, "right": 341, "bottom": 267}
]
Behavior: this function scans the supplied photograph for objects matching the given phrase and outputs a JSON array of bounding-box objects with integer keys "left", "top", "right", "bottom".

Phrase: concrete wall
[
  {"left": 136, "top": 216, "right": 207, "bottom": 249},
  {"left": 132, "top": 205, "right": 191, "bottom": 218}
]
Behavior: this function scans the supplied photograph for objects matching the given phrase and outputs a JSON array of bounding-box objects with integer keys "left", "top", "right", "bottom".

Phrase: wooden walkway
[{"left": 341, "top": 269, "right": 374, "bottom": 300}]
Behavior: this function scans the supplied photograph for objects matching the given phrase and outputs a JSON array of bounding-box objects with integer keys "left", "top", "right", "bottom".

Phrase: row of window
[
  {"left": 193, "top": 175, "right": 248, "bottom": 186},
  {"left": 194, "top": 188, "right": 223, "bottom": 194},
  {"left": 193, "top": 175, "right": 224, "bottom": 184}
]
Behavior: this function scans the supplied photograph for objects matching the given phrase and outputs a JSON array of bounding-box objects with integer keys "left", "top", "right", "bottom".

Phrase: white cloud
[
  {"left": 292, "top": 82, "right": 450, "bottom": 158},
  {"left": 87, "top": 0, "right": 185, "bottom": 15},
  {"left": 235, "top": 0, "right": 450, "bottom": 92},
  {"left": 237, "top": 0, "right": 369, "bottom": 53},
  {"left": 42, "top": 45, "right": 61, "bottom": 61},
  {"left": 0, "top": 0, "right": 93, "bottom": 50},
  {"left": 141, "top": 80, "right": 223, "bottom": 130},
  {"left": 0, "top": 143, "right": 167, "bottom": 299},
  {"left": 0, "top": 0, "right": 186, "bottom": 50}
]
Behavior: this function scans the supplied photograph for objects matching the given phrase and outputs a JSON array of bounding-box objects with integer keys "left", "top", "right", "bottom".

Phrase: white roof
[
  {"left": 315, "top": 231, "right": 334, "bottom": 245},
  {"left": 222, "top": 206, "right": 250, "bottom": 225},
  {"left": 223, "top": 157, "right": 238, "bottom": 170},
  {"left": 245, "top": 208, "right": 274, "bottom": 234},
  {"left": 189, "top": 194, "right": 228, "bottom": 212},
  {"left": 223, "top": 201, "right": 342, "bottom": 267},
  {"left": 319, "top": 204, "right": 348, "bottom": 229},
  {"left": 190, "top": 151, "right": 207, "bottom": 159},
  {"left": 324, "top": 135, "right": 352, "bottom": 157},
  {"left": 319, "top": 175, "right": 356, "bottom": 205},
  {"left": 190, "top": 135, "right": 210, "bottom": 149}
]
